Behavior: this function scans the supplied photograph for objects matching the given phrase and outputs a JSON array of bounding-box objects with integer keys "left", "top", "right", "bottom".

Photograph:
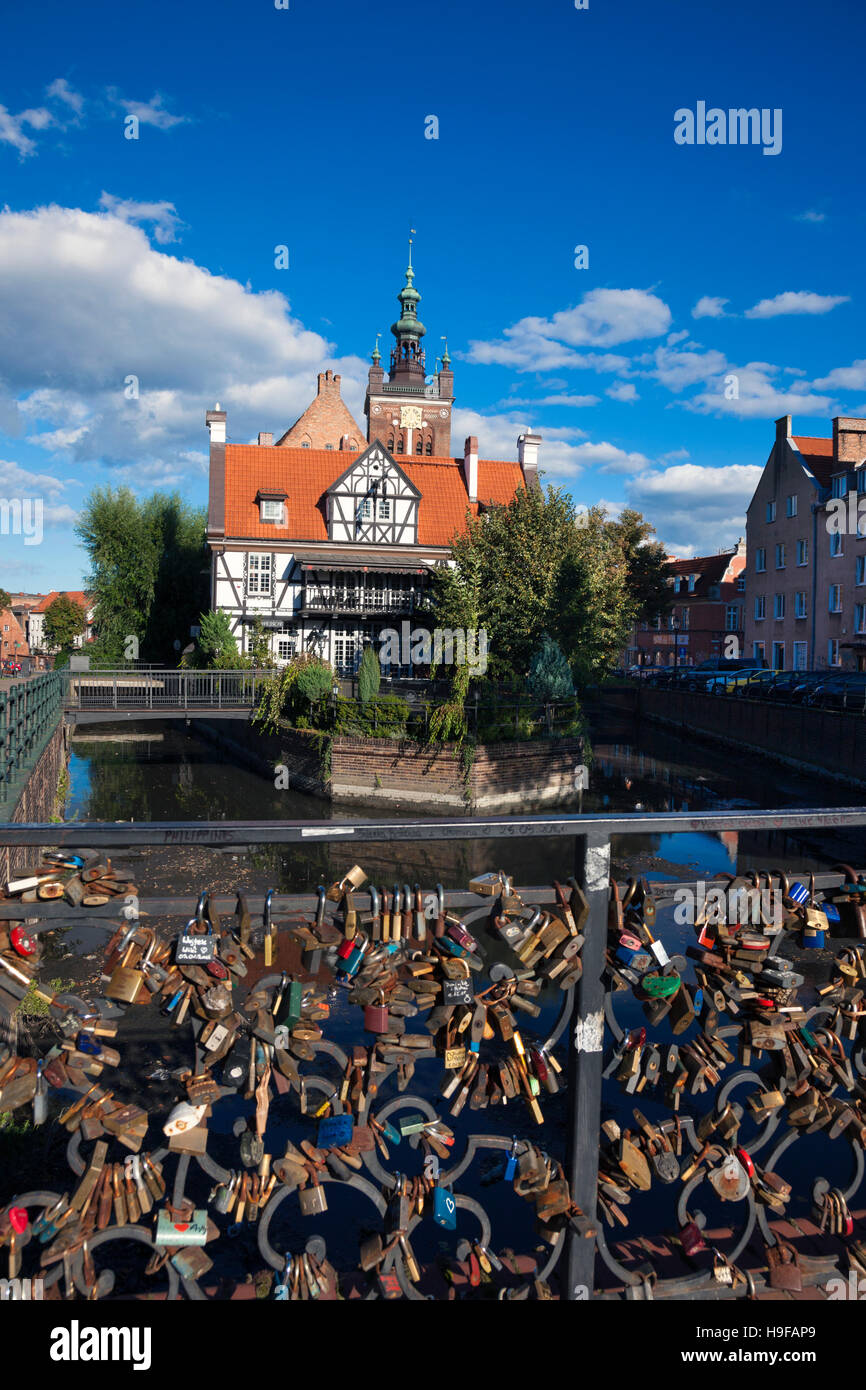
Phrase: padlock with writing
[
  {"left": 364, "top": 988, "right": 389, "bottom": 1034},
  {"left": 298, "top": 1167, "right": 328, "bottom": 1216}
]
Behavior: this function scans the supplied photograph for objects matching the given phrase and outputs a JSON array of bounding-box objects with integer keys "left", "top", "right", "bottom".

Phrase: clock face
[
  {"left": 400, "top": 405, "right": 423, "bottom": 429},
  {"left": 439, "top": 409, "right": 448, "bottom": 418},
  {"left": 372, "top": 405, "right": 381, "bottom": 414}
]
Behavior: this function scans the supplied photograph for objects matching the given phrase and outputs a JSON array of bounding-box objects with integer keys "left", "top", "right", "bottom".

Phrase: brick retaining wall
[{"left": 0, "top": 720, "right": 68, "bottom": 881}]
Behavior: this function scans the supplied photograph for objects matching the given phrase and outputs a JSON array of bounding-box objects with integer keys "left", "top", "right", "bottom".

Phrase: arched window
[
  {"left": 425, "top": 436, "right": 433, "bottom": 455},
  {"left": 387, "top": 436, "right": 394, "bottom": 451},
  {"left": 415, "top": 437, "right": 423, "bottom": 454},
  {"left": 397, "top": 436, "right": 405, "bottom": 453}
]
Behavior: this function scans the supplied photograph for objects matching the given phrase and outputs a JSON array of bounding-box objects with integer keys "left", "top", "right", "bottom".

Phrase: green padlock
[{"left": 642, "top": 971, "right": 681, "bottom": 999}]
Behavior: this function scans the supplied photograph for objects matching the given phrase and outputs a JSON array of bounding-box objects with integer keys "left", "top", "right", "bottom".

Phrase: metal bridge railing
[
  {"left": 4, "top": 806, "right": 866, "bottom": 1299},
  {"left": 60, "top": 668, "right": 271, "bottom": 712},
  {"left": 0, "top": 672, "right": 63, "bottom": 809}
]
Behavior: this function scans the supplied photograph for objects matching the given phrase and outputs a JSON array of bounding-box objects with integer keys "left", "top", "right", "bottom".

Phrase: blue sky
[{"left": 1, "top": 0, "right": 865, "bottom": 590}]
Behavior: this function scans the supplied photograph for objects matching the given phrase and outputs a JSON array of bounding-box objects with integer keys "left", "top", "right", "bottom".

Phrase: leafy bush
[
  {"left": 333, "top": 693, "right": 409, "bottom": 737},
  {"left": 295, "top": 658, "right": 335, "bottom": 706}
]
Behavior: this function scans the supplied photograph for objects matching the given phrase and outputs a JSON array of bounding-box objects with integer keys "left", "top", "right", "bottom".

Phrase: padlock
[
  {"left": 433, "top": 1185, "right": 457, "bottom": 1229},
  {"left": 106, "top": 929, "right": 155, "bottom": 1004},
  {"left": 176, "top": 913, "right": 216, "bottom": 966},
  {"left": 263, "top": 888, "right": 276, "bottom": 968},
  {"left": 708, "top": 1152, "right": 750, "bottom": 1202},
  {"left": 364, "top": 988, "right": 389, "bottom": 1034},
  {"left": 298, "top": 1168, "right": 328, "bottom": 1216},
  {"left": 9, "top": 925, "right": 37, "bottom": 958}
]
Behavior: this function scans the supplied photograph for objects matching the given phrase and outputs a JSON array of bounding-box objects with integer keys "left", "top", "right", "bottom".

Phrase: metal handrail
[{"left": 0, "top": 672, "right": 63, "bottom": 806}]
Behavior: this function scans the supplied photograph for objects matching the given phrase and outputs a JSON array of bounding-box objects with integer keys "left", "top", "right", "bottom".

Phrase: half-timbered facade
[{"left": 205, "top": 254, "right": 540, "bottom": 674}]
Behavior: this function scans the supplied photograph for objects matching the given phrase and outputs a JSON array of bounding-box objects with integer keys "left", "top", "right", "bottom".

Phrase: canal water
[{"left": 66, "top": 720, "right": 866, "bottom": 892}]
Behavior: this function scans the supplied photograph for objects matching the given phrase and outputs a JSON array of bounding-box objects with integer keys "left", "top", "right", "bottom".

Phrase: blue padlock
[
  {"left": 504, "top": 1140, "right": 518, "bottom": 1181},
  {"left": 433, "top": 1186, "right": 457, "bottom": 1230},
  {"left": 76, "top": 1031, "right": 101, "bottom": 1056},
  {"left": 802, "top": 926, "right": 825, "bottom": 949},
  {"left": 318, "top": 1114, "right": 354, "bottom": 1149}
]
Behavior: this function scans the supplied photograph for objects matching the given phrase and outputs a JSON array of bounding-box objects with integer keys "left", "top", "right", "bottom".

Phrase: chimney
[
  {"left": 735, "top": 536, "right": 746, "bottom": 555},
  {"left": 833, "top": 416, "right": 866, "bottom": 466},
  {"left": 518, "top": 432, "right": 541, "bottom": 487},
  {"left": 206, "top": 403, "right": 226, "bottom": 444},
  {"left": 258, "top": 432, "right": 273, "bottom": 447},
  {"left": 463, "top": 436, "right": 478, "bottom": 503},
  {"left": 775, "top": 415, "right": 792, "bottom": 444},
  {"left": 317, "top": 370, "right": 341, "bottom": 396}
]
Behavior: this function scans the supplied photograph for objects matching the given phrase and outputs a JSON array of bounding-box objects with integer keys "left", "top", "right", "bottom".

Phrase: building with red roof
[
  {"left": 27, "top": 591, "right": 94, "bottom": 654},
  {"left": 626, "top": 542, "right": 746, "bottom": 670},
  {"left": 744, "top": 416, "right": 866, "bottom": 671},
  {"left": 206, "top": 251, "right": 540, "bottom": 673}
]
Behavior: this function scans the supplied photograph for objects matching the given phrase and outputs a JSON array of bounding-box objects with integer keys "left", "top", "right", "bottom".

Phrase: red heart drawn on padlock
[
  {"left": 173, "top": 1223, "right": 190, "bottom": 1233},
  {"left": 9, "top": 1207, "right": 28, "bottom": 1234}
]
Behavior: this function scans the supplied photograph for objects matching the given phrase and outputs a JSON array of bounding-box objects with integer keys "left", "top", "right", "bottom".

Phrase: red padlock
[
  {"left": 364, "top": 989, "right": 389, "bottom": 1033},
  {"left": 337, "top": 938, "right": 355, "bottom": 961},
  {"left": 8, "top": 1206, "right": 28, "bottom": 1235},
  {"left": 206, "top": 959, "right": 230, "bottom": 981},
  {"left": 10, "top": 925, "right": 37, "bottom": 957}
]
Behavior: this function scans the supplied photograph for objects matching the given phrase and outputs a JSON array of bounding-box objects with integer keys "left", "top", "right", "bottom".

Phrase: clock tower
[{"left": 365, "top": 238, "right": 454, "bottom": 457}]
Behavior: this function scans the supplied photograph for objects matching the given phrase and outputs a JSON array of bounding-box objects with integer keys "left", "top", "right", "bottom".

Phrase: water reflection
[{"left": 67, "top": 721, "right": 866, "bottom": 890}]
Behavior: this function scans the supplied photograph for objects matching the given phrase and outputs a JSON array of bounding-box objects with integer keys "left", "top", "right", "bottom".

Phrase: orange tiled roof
[
  {"left": 222, "top": 446, "right": 525, "bottom": 546},
  {"left": 792, "top": 435, "right": 836, "bottom": 488},
  {"left": 32, "top": 590, "right": 90, "bottom": 613}
]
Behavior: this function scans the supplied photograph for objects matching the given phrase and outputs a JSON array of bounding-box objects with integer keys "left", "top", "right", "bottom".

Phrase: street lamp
[{"left": 671, "top": 613, "right": 681, "bottom": 674}]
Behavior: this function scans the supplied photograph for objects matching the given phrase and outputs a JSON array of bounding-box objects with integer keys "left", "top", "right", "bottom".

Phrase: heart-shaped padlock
[
  {"left": 8, "top": 1206, "right": 28, "bottom": 1234},
  {"left": 10, "top": 925, "right": 36, "bottom": 957},
  {"left": 708, "top": 1153, "right": 750, "bottom": 1202}
]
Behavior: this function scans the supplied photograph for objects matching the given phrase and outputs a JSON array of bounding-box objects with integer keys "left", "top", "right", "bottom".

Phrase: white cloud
[
  {"left": 627, "top": 463, "right": 761, "bottom": 553},
  {"left": 692, "top": 296, "right": 729, "bottom": 319},
  {"left": 606, "top": 382, "right": 639, "bottom": 403},
  {"left": 46, "top": 78, "right": 84, "bottom": 116},
  {"left": 0, "top": 205, "right": 364, "bottom": 479},
  {"left": 745, "top": 291, "right": 849, "bottom": 318},
  {"left": 465, "top": 289, "right": 669, "bottom": 372},
  {"left": 649, "top": 344, "right": 728, "bottom": 392},
  {"left": 504, "top": 393, "right": 599, "bottom": 408},
  {"left": 98, "top": 193, "right": 184, "bottom": 245},
  {"left": 686, "top": 362, "right": 834, "bottom": 419},
  {"left": 0, "top": 458, "right": 70, "bottom": 499},
  {"left": 813, "top": 360, "right": 866, "bottom": 391},
  {"left": 794, "top": 210, "right": 826, "bottom": 224},
  {"left": 0, "top": 104, "right": 53, "bottom": 158},
  {"left": 108, "top": 91, "right": 188, "bottom": 130},
  {"left": 453, "top": 407, "right": 605, "bottom": 480}
]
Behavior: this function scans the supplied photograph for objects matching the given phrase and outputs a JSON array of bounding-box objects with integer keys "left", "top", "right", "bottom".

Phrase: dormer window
[
  {"left": 257, "top": 491, "right": 287, "bottom": 525},
  {"left": 687, "top": 574, "right": 698, "bottom": 592}
]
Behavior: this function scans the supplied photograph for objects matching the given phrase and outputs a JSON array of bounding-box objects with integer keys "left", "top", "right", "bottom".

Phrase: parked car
[
  {"left": 762, "top": 671, "right": 826, "bottom": 703},
  {"left": 806, "top": 673, "right": 866, "bottom": 711},
  {"left": 734, "top": 669, "right": 783, "bottom": 698}
]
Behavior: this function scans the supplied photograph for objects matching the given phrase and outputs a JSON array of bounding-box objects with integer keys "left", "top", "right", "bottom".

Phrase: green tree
[
  {"left": 526, "top": 634, "right": 574, "bottom": 700},
  {"left": 192, "top": 609, "right": 241, "bottom": 667},
  {"left": 43, "top": 594, "right": 87, "bottom": 652},
  {"left": 610, "top": 508, "right": 672, "bottom": 625},
  {"left": 431, "top": 484, "right": 636, "bottom": 687},
  {"left": 357, "top": 645, "right": 381, "bottom": 704},
  {"left": 552, "top": 507, "right": 635, "bottom": 685},
  {"left": 76, "top": 487, "right": 207, "bottom": 664},
  {"left": 246, "top": 617, "right": 274, "bottom": 669},
  {"left": 0, "top": 589, "right": 11, "bottom": 612}
]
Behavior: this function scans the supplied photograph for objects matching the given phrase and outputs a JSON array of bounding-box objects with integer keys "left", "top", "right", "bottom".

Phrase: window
[
  {"left": 755, "top": 548, "right": 766, "bottom": 573},
  {"left": 672, "top": 578, "right": 681, "bottom": 593},
  {"left": 829, "top": 638, "right": 841, "bottom": 666},
  {"left": 829, "top": 584, "right": 843, "bottom": 613},
  {"left": 247, "top": 553, "right": 272, "bottom": 596},
  {"left": 737, "top": 576, "right": 745, "bottom": 592},
  {"left": 333, "top": 627, "right": 360, "bottom": 675},
  {"left": 775, "top": 543, "right": 785, "bottom": 569},
  {"left": 725, "top": 604, "right": 740, "bottom": 630},
  {"left": 774, "top": 593, "right": 785, "bottom": 619},
  {"left": 358, "top": 498, "right": 373, "bottom": 522},
  {"left": 680, "top": 608, "right": 690, "bottom": 629},
  {"left": 830, "top": 530, "right": 844, "bottom": 557},
  {"left": 687, "top": 574, "right": 697, "bottom": 592},
  {"left": 793, "top": 641, "right": 807, "bottom": 670},
  {"left": 856, "top": 603, "right": 866, "bottom": 635},
  {"left": 425, "top": 439, "right": 433, "bottom": 456},
  {"left": 795, "top": 591, "right": 807, "bottom": 619},
  {"left": 786, "top": 494, "right": 798, "bottom": 518},
  {"left": 754, "top": 596, "right": 766, "bottom": 621},
  {"left": 858, "top": 468, "right": 866, "bottom": 495},
  {"left": 753, "top": 641, "right": 765, "bottom": 662},
  {"left": 708, "top": 584, "right": 720, "bottom": 600},
  {"left": 797, "top": 539, "right": 808, "bottom": 566},
  {"left": 831, "top": 475, "right": 846, "bottom": 499},
  {"left": 301, "top": 441, "right": 311, "bottom": 449},
  {"left": 857, "top": 556, "right": 866, "bottom": 586},
  {"left": 415, "top": 438, "right": 423, "bottom": 454},
  {"left": 766, "top": 500, "right": 777, "bottom": 522},
  {"left": 387, "top": 437, "right": 395, "bottom": 451},
  {"left": 325, "top": 443, "right": 334, "bottom": 450},
  {"left": 260, "top": 499, "right": 283, "bottom": 524},
  {"left": 277, "top": 637, "right": 296, "bottom": 661},
  {"left": 377, "top": 496, "right": 391, "bottom": 521},
  {"left": 772, "top": 642, "right": 785, "bottom": 671}
]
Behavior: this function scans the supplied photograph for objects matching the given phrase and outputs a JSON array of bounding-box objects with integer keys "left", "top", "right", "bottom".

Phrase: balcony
[{"left": 300, "top": 590, "right": 424, "bottom": 618}]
